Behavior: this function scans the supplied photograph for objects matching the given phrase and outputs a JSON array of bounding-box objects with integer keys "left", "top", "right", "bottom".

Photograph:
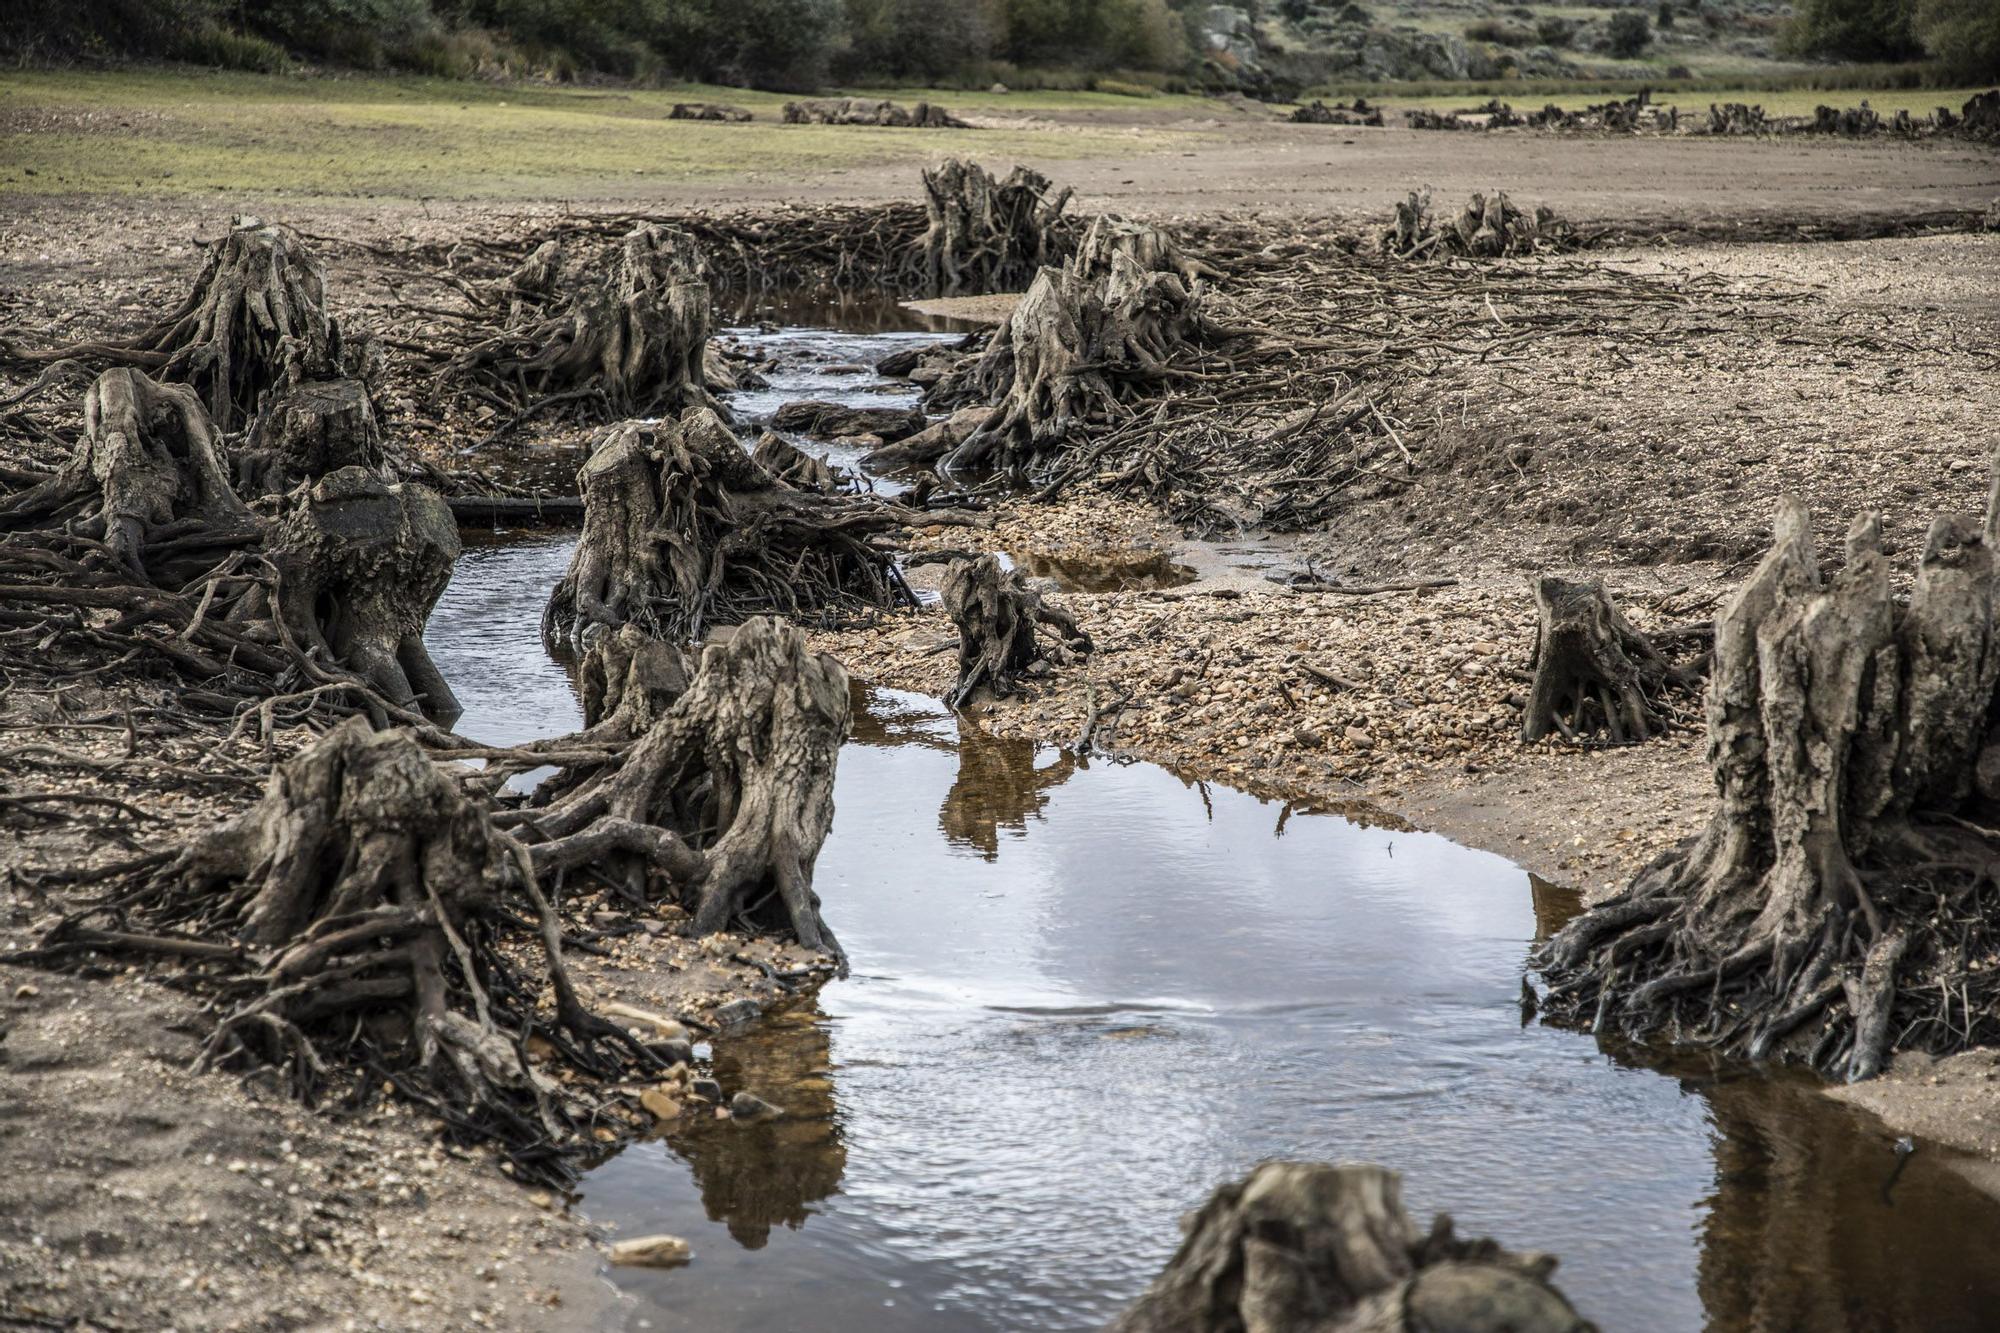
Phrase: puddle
[
  {"left": 419, "top": 542, "right": 2000, "bottom": 1333},
  {"left": 1012, "top": 547, "right": 1196, "bottom": 593}
]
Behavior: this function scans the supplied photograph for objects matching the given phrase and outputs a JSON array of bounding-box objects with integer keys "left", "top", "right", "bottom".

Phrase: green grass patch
[{"left": 0, "top": 68, "right": 1204, "bottom": 201}]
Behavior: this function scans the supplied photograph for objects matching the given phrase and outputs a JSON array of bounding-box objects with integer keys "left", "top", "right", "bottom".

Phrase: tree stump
[
  {"left": 443, "top": 223, "right": 711, "bottom": 420},
  {"left": 940, "top": 555, "right": 1091, "bottom": 709},
  {"left": 749, "top": 432, "right": 849, "bottom": 494},
  {"left": 578, "top": 623, "right": 693, "bottom": 738},
  {"left": 236, "top": 377, "right": 384, "bottom": 497},
  {"left": 542, "top": 411, "right": 915, "bottom": 651},
  {"left": 1071, "top": 213, "right": 1213, "bottom": 285},
  {"left": 1112, "top": 1162, "right": 1593, "bottom": 1333},
  {"left": 33, "top": 718, "right": 641, "bottom": 1183},
  {"left": 1520, "top": 576, "right": 1702, "bottom": 744},
  {"left": 257, "top": 467, "right": 463, "bottom": 724},
  {"left": 1537, "top": 488, "right": 2000, "bottom": 1082},
  {"left": 1382, "top": 189, "right": 1573, "bottom": 259},
  {"left": 918, "top": 160, "right": 1073, "bottom": 295},
  {"left": 517, "top": 617, "right": 852, "bottom": 959},
  {"left": 939, "top": 250, "right": 1208, "bottom": 479},
  {"left": 2, "top": 219, "right": 345, "bottom": 431},
  {"left": 0, "top": 367, "right": 253, "bottom": 578},
  {"left": 785, "top": 98, "right": 968, "bottom": 128}
]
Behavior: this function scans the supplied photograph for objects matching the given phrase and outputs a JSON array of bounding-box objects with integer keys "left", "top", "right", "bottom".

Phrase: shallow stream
[{"left": 425, "top": 305, "right": 2000, "bottom": 1332}]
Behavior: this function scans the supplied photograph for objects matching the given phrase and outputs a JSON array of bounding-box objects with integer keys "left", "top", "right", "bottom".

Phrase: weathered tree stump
[
  {"left": 1708, "top": 102, "right": 1771, "bottom": 135},
  {"left": 236, "top": 377, "right": 384, "bottom": 497},
  {"left": 0, "top": 367, "right": 253, "bottom": 577},
  {"left": 543, "top": 411, "right": 915, "bottom": 651},
  {"left": 749, "top": 432, "right": 849, "bottom": 494},
  {"left": 1538, "top": 487, "right": 2000, "bottom": 1082},
  {"left": 1382, "top": 189, "right": 1574, "bottom": 259},
  {"left": 578, "top": 623, "right": 693, "bottom": 738},
  {"left": 785, "top": 98, "right": 968, "bottom": 128},
  {"left": 1112, "top": 1162, "right": 1593, "bottom": 1333},
  {"left": 1520, "top": 576, "right": 1702, "bottom": 744},
  {"left": 31, "top": 718, "right": 640, "bottom": 1183},
  {"left": 256, "top": 467, "right": 463, "bottom": 724},
  {"left": 939, "top": 250, "right": 1209, "bottom": 479},
  {"left": 940, "top": 554, "right": 1091, "bottom": 709},
  {"left": 443, "top": 223, "right": 710, "bottom": 420},
  {"left": 2, "top": 219, "right": 345, "bottom": 431},
  {"left": 518, "top": 617, "right": 852, "bottom": 958},
  {"left": 670, "top": 102, "right": 752, "bottom": 122},
  {"left": 1071, "top": 213, "right": 1213, "bottom": 285},
  {"left": 918, "top": 160, "right": 1072, "bottom": 296}
]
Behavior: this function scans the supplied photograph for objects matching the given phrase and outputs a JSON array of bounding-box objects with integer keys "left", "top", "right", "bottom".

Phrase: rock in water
[{"left": 608, "top": 1235, "right": 692, "bottom": 1268}]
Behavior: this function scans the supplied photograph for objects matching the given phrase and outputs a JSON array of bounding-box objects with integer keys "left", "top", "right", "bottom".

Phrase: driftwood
[
  {"left": 0, "top": 218, "right": 345, "bottom": 431},
  {"left": 1291, "top": 97, "right": 1383, "bottom": 126},
  {"left": 1521, "top": 576, "right": 1703, "bottom": 744},
  {"left": 22, "top": 719, "right": 644, "bottom": 1185},
  {"left": 0, "top": 367, "right": 253, "bottom": 578},
  {"left": 514, "top": 616, "right": 851, "bottom": 958},
  {"left": 543, "top": 410, "right": 915, "bottom": 650},
  {"left": 941, "top": 554, "right": 1091, "bottom": 709},
  {"left": 918, "top": 159, "right": 1071, "bottom": 295},
  {"left": 1538, "top": 486, "right": 2000, "bottom": 1083},
  {"left": 442, "top": 223, "right": 710, "bottom": 421},
  {"left": 784, "top": 98, "right": 967, "bottom": 128},
  {"left": 252, "top": 467, "right": 462, "bottom": 725},
  {"left": 236, "top": 377, "right": 384, "bottom": 497},
  {"left": 1112, "top": 1161, "right": 1593, "bottom": 1333},
  {"left": 670, "top": 102, "right": 751, "bottom": 122},
  {"left": 1382, "top": 189, "right": 1575, "bottom": 259}
]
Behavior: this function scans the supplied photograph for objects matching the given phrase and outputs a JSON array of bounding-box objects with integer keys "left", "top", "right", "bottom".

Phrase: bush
[
  {"left": 1465, "top": 18, "right": 1535, "bottom": 46},
  {"left": 1915, "top": 0, "right": 2000, "bottom": 79},
  {"left": 1657, "top": 1, "right": 1675, "bottom": 28},
  {"left": 175, "top": 25, "right": 292, "bottom": 70},
  {"left": 1782, "top": 0, "right": 1924, "bottom": 63},
  {"left": 1607, "top": 10, "right": 1652, "bottom": 56},
  {"left": 1537, "top": 15, "right": 1577, "bottom": 47}
]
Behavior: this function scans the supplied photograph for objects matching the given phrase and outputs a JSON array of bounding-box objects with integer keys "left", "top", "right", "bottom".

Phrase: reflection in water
[
  {"left": 664, "top": 1007, "right": 846, "bottom": 1250},
  {"left": 427, "top": 515, "right": 2000, "bottom": 1333},
  {"left": 1528, "top": 872, "right": 1584, "bottom": 941}
]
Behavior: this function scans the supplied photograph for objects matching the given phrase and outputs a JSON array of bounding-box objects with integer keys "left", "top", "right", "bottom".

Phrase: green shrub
[
  {"left": 1914, "top": 0, "right": 2000, "bottom": 80},
  {"left": 1782, "top": 0, "right": 1923, "bottom": 63},
  {"left": 174, "top": 25, "right": 292, "bottom": 70},
  {"left": 1537, "top": 16, "right": 1577, "bottom": 47},
  {"left": 1607, "top": 10, "right": 1652, "bottom": 56},
  {"left": 1466, "top": 18, "right": 1536, "bottom": 46}
]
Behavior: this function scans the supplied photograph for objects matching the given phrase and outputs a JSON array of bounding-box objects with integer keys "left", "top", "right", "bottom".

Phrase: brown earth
[{"left": 3, "top": 118, "right": 2000, "bottom": 1327}]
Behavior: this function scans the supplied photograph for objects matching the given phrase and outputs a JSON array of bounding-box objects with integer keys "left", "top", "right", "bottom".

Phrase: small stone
[
  {"left": 640, "top": 1087, "right": 682, "bottom": 1121},
  {"left": 527, "top": 1191, "right": 555, "bottom": 1210},
  {"left": 12, "top": 984, "right": 38, "bottom": 1000},
  {"left": 728, "top": 1092, "right": 782, "bottom": 1122},
  {"left": 607, "top": 1235, "right": 692, "bottom": 1268},
  {"left": 690, "top": 1078, "right": 724, "bottom": 1103}
]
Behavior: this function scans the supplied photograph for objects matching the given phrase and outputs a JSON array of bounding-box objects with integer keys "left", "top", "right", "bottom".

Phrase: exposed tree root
[
  {"left": 0, "top": 218, "right": 346, "bottom": 431},
  {"left": 1112, "top": 1161, "right": 1592, "bottom": 1333},
  {"left": 918, "top": 159, "right": 1071, "bottom": 295},
  {"left": 239, "top": 467, "right": 464, "bottom": 725},
  {"left": 0, "top": 367, "right": 252, "bottom": 579},
  {"left": 440, "top": 223, "right": 711, "bottom": 421},
  {"left": 1521, "top": 575, "right": 1705, "bottom": 744},
  {"left": 19, "top": 719, "right": 646, "bottom": 1185},
  {"left": 1382, "top": 188, "right": 1575, "bottom": 259},
  {"left": 940, "top": 554, "right": 1091, "bottom": 709},
  {"left": 510, "top": 616, "right": 852, "bottom": 962},
  {"left": 1537, "top": 486, "right": 2000, "bottom": 1083},
  {"left": 543, "top": 410, "right": 917, "bottom": 650}
]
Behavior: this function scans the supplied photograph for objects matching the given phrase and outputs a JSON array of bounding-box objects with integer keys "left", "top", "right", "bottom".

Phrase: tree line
[
  {"left": 1787, "top": 0, "right": 1997, "bottom": 80},
  {"left": 1, "top": 0, "right": 1195, "bottom": 88}
]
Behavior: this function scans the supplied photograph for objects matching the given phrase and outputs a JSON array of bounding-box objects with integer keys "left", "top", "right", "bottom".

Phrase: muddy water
[{"left": 422, "top": 544, "right": 2000, "bottom": 1333}]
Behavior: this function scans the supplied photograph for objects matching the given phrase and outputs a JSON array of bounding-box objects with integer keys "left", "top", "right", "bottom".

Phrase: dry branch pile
[
  {"left": 1538, "top": 486, "right": 2000, "bottom": 1083},
  {"left": 670, "top": 102, "right": 751, "bottom": 122},
  {"left": 543, "top": 410, "right": 917, "bottom": 649},
  {"left": 1290, "top": 97, "right": 1383, "bottom": 126},
  {"left": 1112, "top": 1162, "right": 1592, "bottom": 1333}
]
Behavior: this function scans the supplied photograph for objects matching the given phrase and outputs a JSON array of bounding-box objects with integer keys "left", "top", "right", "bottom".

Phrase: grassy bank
[{"left": 0, "top": 69, "right": 1202, "bottom": 201}]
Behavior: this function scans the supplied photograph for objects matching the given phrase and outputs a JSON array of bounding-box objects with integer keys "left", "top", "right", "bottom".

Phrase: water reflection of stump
[
  {"left": 939, "top": 724, "right": 1079, "bottom": 859},
  {"left": 1644, "top": 1063, "right": 2000, "bottom": 1331},
  {"left": 668, "top": 1007, "right": 846, "bottom": 1249},
  {"left": 1527, "top": 873, "right": 1583, "bottom": 942}
]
